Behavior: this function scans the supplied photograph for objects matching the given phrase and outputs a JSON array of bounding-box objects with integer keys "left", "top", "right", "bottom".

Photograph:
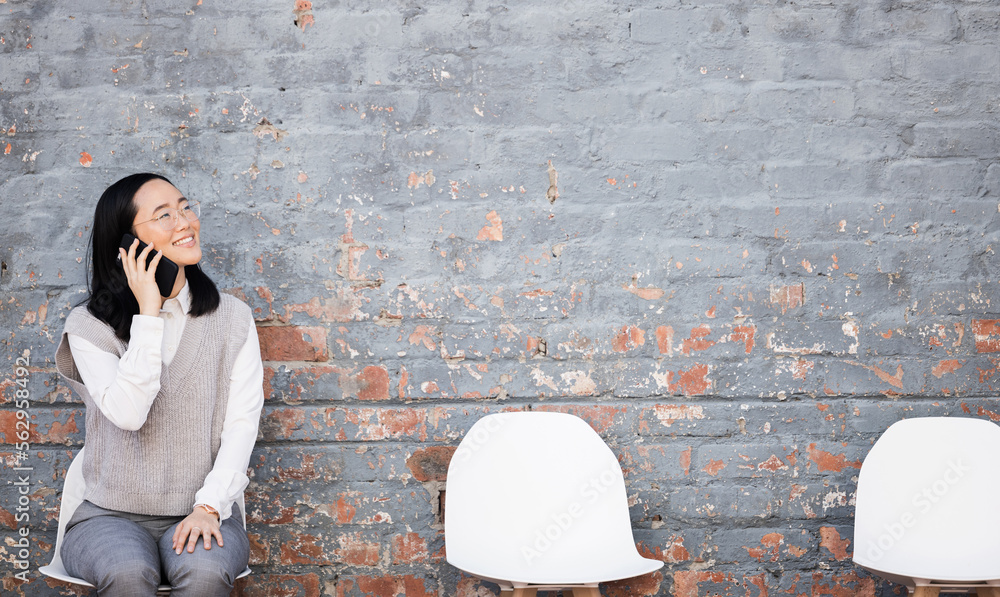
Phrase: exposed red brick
[
  {"left": 344, "top": 574, "right": 435, "bottom": 597},
  {"left": 746, "top": 532, "right": 784, "bottom": 562},
  {"left": 791, "top": 358, "right": 814, "bottom": 380},
  {"left": 747, "top": 573, "right": 769, "bottom": 597},
  {"left": 259, "top": 408, "right": 307, "bottom": 442},
  {"left": 0, "top": 378, "right": 15, "bottom": 405},
  {"left": 770, "top": 283, "right": 804, "bottom": 313},
  {"left": 682, "top": 325, "right": 715, "bottom": 355},
  {"left": 275, "top": 452, "right": 323, "bottom": 481},
  {"left": 355, "top": 366, "right": 390, "bottom": 401},
  {"left": 334, "top": 532, "right": 380, "bottom": 566},
  {"left": 262, "top": 366, "right": 276, "bottom": 398},
  {"left": 612, "top": 325, "right": 645, "bottom": 352},
  {"left": 456, "top": 577, "right": 499, "bottom": 597},
  {"left": 246, "top": 286, "right": 276, "bottom": 321},
  {"left": 398, "top": 365, "right": 409, "bottom": 399},
  {"left": 757, "top": 455, "right": 788, "bottom": 472},
  {"left": 702, "top": 459, "right": 726, "bottom": 476},
  {"left": 624, "top": 283, "right": 665, "bottom": 300},
  {"left": 258, "top": 325, "right": 328, "bottom": 362},
  {"left": 476, "top": 210, "right": 503, "bottom": 241},
  {"left": 245, "top": 532, "right": 269, "bottom": 565},
  {"left": 604, "top": 571, "right": 663, "bottom": 597},
  {"left": 279, "top": 532, "right": 328, "bottom": 565},
  {"left": 0, "top": 507, "right": 15, "bottom": 530},
  {"left": 869, "top": 363, "right": 904, "bottom": 389},
  {"left": 806, "top": 443, "right": 861, "bottom": 472},
  {"left": 972, "top": 405, "right": 1000, "bottom": 421},
  {"left": 245, "top": 491, "right": 297, "bottom": 525},
  {"left": 668, "top": 364, "right": 711, "bottom": 396},
  {"left": 335, "top": 493, "right": 358, "bottom": 524},
  {"left": 673, "top": 571, "right": 734, "bottom": 597},
  {"left": 233, "top": 573, "right": 320, "bottom": 597},
  {"left": 535, "top": 404, "right": 627, "bottom": 434},
  {"left": 680, "top": 447, "right": 692, "bottom": 476},
  {"left": 377, "top": 409, "right": 428, "bottom": 440},
  {"left": 655, "top": 325, "right": 674, "bottom": 355},
  {"left": 649, "top": 404, "right": 706, "bottom": 427},
  {"left": 0, "top": 410, "right": 77, "bottom": 444},
  {"left": 730, "top": 324, "right": 756, "bottom": 354},
  {"left": 293, "top": 1, "right": 315, "bottom": 31},
  {"left": 0, "top": 410, "right": 35, "bottom": 444},
  {"left": 406, "top": 446, "right": 456, "bottom": 482},
  {"left": 391, "top": 532, "right": 429, "bottom": 564},
  {"left": 819, "top": 526, "right": 851, "bottom": 561},
  {"left": 974, "top": 319, "right": 1000, "bottom": 352},
  {"left": 932, "top": 359, "right": 963, "bottom": 378},
  {"left": 639, "top": 535, "right": 690, "bottom": 563},
  {"left": 341, "top": 408, "right": 430, "bottom": 441},
  {"left": 338, "top": 244, "right": 369, "bottom": 281},
  {"left": 811, "top": 571, "right": 875, "bottom": 597},
  {"left": 408, "top": 325, "right": 438, "bottom": 351},
  {"left": 519, "top": 288, "right": 554, "bottom": 298},
  {"left": 280, "top": 287, "right": 368, "bottom": 323}
]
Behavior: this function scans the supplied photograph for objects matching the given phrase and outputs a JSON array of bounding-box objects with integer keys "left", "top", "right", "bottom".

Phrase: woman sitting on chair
[{"left": 55, "top": 173, "right": 264, "bottom": 596}]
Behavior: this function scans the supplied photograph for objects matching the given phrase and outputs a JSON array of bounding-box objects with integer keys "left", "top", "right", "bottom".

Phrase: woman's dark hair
[{"left": 86, "top": 172, "right": 220, "bottom": 341}]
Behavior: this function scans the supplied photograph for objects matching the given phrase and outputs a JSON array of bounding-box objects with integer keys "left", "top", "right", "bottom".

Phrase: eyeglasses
[{"left": 134, "top": 202, "right": 201, "bottom": 231}]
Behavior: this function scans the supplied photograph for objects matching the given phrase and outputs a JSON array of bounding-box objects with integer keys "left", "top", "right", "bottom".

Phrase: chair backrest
[
  {"left": 40, "top": 447, "right": 92, "bottom": 585},
  {"left": 854, "top": 416, "right": 1000, "bottom": 582},
  {"left": 445, "top": 411, "right": 655, "bottom": 585},
  {"left": 41, "top": 448, "right": 251, "bottom": 588}
]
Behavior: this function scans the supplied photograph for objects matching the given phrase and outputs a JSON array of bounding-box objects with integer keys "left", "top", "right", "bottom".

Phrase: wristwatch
[{"left": 195, "top": 503, "right": 220, "bottom": 520}]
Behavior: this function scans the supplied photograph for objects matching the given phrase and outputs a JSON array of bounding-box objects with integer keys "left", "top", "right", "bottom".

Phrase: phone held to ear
[{"left": 119, "top": 233, "right": 180, "bottom": 297}]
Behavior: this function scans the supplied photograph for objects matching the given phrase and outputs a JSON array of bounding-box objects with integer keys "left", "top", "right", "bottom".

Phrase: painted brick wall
[{"left": 2, "top": 1, "right": 1000, "bottom": 595}]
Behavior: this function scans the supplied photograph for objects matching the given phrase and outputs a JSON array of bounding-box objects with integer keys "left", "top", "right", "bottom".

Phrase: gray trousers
[{"left": 61, "top": 500, "right": 249, "bottom": 597}]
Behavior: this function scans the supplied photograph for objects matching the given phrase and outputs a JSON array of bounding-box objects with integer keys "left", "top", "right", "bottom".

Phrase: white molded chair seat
[
  {"left": 854, "top": 417, "right": 1000, "bottom": 595},
  {"left": 40, "top": 447, "right": 251, "bottom": 592},
  {"left": 445, "top": 412, "right": 663, "bottom": 595}
]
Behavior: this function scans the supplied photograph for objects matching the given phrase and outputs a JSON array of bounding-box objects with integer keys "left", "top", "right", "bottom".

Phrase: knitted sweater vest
[{"left": 55, "top": 294, "right": 251, "bottom": 516}]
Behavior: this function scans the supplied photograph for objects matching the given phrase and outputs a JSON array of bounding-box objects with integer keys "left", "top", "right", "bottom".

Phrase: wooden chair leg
[
  {"left": 511, "top": 589, "right": 538, "bottom": 597},
  {"left": 912, "top": 588, "right": 939, "bottom": 597},
  {"left": 567, "top": 589, "right": 602, "bottom": 597}
]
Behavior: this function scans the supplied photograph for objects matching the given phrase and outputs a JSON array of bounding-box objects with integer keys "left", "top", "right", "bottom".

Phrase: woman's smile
[{"left": 132, "top": 178, "right": 203, "bottom": 268}]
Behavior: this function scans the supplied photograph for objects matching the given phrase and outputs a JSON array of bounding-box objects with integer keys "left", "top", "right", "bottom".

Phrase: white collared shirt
[{"left": 66, "top": 283, "right": 264, "bottom": 520}]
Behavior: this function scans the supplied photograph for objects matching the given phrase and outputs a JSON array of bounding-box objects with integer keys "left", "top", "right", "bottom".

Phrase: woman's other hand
[
  {"left": 120, "top": 238, "right": 164, "bottom": 316},
  {"left": 172, "top": 506, "right": 223, "bottom": 554}
]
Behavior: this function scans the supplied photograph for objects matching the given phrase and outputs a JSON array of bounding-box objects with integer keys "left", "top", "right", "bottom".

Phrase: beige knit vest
[{"left": 55, "top": 294, "right": 250, "bottom": 516}]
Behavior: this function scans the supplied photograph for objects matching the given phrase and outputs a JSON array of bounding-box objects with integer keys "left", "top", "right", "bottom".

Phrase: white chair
[
  {"left": 854, "top": 417, "right": 1000, "bottom": 597},
  {"left": 40, "top": 447, "right": 251, "bottom": 594},
  {"left": 445, "top": 411, "right": 663, "bottom": 597}
]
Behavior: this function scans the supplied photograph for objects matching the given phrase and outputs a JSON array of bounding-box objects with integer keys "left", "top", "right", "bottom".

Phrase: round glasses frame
[{"left": 134, "top": 202, "right": 201, "bottom": 231}]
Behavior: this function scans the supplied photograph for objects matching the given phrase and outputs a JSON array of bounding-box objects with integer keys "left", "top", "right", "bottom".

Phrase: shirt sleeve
[
  {"left": 66, "top": 315, "right": 165, "bottom": 431},
  {"left": 193, "top": 319, "right": 265, "bottom": 521}
]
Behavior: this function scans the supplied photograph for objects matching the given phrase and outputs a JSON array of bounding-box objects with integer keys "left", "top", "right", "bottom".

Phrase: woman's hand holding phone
[{"left": 120, "top": 238, "right": 165, "bottom": 316}]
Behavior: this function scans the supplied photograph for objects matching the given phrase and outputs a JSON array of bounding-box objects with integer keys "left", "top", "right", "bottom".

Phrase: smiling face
[{"left": 131, "top": 178, "right": 202, "bottom": 267}]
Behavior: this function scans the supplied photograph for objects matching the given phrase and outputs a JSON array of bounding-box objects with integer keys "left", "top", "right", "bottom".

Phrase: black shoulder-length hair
[{"left": 85, "top": 172, "right": 220, "bottom": 341}]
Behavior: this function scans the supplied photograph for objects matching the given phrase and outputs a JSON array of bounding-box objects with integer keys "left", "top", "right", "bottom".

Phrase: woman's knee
[
  {"left": 61, "top": 516, "right": 161, "bottom": 594},
  {"left": 94, "top": 556, "right": 161, "bottom": 595},
  {"left": 169, "top": 556, "right": 235, "bottom": 595}
]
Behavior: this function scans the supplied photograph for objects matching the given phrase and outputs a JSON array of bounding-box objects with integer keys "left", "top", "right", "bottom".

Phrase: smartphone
[{"left": 119, "top": 233, "right": 180, "bottom": 297}]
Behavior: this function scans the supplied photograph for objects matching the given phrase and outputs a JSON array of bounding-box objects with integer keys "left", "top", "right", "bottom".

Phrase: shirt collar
[{"left": 162, "top": 281, "right": 192, "bottom": 316}]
